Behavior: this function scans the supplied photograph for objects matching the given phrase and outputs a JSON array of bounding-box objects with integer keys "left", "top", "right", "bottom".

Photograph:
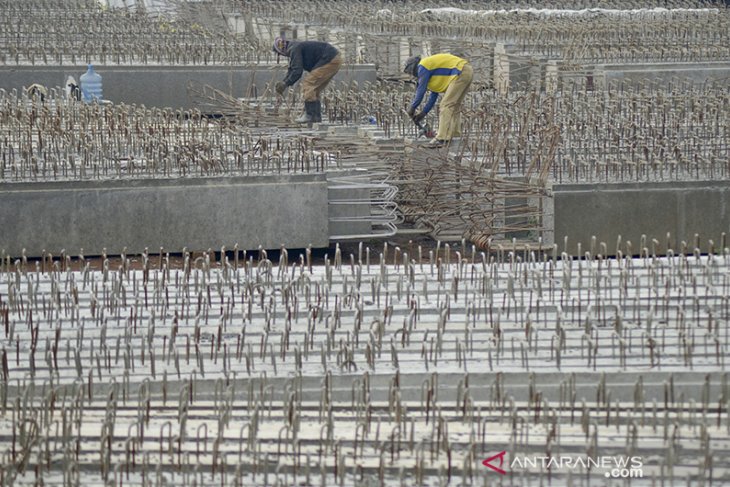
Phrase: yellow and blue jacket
[{"left": 410, "top": 53, "right": 468, "bottom": 114}]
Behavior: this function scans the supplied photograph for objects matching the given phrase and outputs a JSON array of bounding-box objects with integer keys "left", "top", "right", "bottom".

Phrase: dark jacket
[{"left": 282, "top": 41, "right": 339, "bottom": 86}]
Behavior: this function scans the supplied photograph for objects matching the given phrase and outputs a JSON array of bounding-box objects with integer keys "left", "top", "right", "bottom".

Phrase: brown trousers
[
  {"left": 301, "top": 54, "right": 343, "bottom": 102},
  {"left": 436, "top": 62, "right": 473, "bottom": 141}
]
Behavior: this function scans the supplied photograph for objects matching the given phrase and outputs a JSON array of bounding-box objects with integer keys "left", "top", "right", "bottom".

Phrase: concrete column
[
  {"left": 355, "top": 35, "right": 365, "bottom": 64},
  {"left": 399, "top": 37, "right": 410, "bottom": 71},
  {"left": 493, "top": 43, "right": 509, "bottom": 95},
  {"left": 540, "top": 182, "right": 555, "bottom": 246},
  {"left": 545, "top": 60, "right": 558, "bottom": 94},
  {"left": 590, "top": 66, "right": 608, "bottom": 90},
  {"left": 226, "top": 13, "right": 244, "bottom": 34},
  {"left": 422, "top": 41, "right": 432, "bottom": 58}
]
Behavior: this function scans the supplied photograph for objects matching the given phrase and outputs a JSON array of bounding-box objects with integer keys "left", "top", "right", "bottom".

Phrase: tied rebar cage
[{"left": 1, "top": 1, "right": 730, "bottom": 485}]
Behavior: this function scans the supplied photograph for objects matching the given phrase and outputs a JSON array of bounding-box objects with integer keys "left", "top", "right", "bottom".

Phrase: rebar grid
[
  {"left": 0, "top": 238, "right": 728, "bottom": 485},
  {"left": 2, "top": 1, "right": 729, "bottom": 70},
  {"left": 0, "top": 0, "right": 268, "bottom": 66},
  {"left": 186, "top": 77, "right": 730, "bottom": 186},
  {"left": 0, "top": 3, "right": 729, "bottom": 484},
  {"left": 0, "top": 90, "right": 340, "bottom": 181},
  {"left": 241, "top": 0, "right": 730, "bottom": 74},
  {"left": 322, "top": 83, "right": 730, "bottom": 183},
  {"left": 5, "top": 79, "right": 729, "bottom": 245}
]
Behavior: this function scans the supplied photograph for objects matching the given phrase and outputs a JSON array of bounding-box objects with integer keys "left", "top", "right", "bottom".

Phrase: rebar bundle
[{"left": 392, "top": 145, "right": 552, "bottom": 244}]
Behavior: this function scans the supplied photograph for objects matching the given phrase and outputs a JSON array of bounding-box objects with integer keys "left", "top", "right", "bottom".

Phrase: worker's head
[
  {"left": 25, "top": 83, "right": 47, "bottom": 102},
  {"left": 273, "top": 37, "right": 291, "bottom": 56},
  {"left": 403, "top": 56, "right": 421, "bottom": 78}
]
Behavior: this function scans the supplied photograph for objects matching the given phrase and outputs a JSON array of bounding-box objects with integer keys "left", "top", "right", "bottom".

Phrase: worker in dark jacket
[{"left": 273, "top": 38, "right": 342, "bottom": 124}]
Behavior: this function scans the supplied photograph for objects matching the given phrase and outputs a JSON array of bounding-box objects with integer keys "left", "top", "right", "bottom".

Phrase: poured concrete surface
[
  {"left": 0, "top": 174, "right": 329, "bottom": 257},
  {"left": 0, "top": 64, "right": 377, "bottom": 109},
  {"left": 553, "top": 180, "right": 730, "bottom": 254},
  {"left": 2, "top": 251, "right": 728, "bottom": 485}
]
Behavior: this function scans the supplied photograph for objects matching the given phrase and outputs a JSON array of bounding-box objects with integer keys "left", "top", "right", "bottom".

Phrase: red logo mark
[{"left": 482, "top": 451, "right": 507, "bottom": 475}]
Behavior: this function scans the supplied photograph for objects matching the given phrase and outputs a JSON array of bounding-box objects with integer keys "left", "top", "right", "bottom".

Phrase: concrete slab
[
  {"left": 0, "top": 174, "right": 329, "bottom": 257},
  {"left": 553, "top": 180, "right": 730, "bottom": 255},
  {"left": 0, "top": 63, "right": 377, "bottom": 109}
]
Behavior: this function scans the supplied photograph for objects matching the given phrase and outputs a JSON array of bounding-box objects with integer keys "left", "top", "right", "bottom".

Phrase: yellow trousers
[
  {"left": 301, "top": 54, "right": 343, "bottom": 101},
  {"left": 436, "top": 62, "right": 473, "bottom": 141}
]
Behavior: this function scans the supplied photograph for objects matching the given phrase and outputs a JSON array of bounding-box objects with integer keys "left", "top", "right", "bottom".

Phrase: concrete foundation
[
  {"left": 552, "top": 180, "right": 730, "bottom": 255},
  {"left": 0, "top": 64, "right": 377, "bottom": 109},
  {"left": 0, "top": 174, "right": 329, "bottom": 257}
]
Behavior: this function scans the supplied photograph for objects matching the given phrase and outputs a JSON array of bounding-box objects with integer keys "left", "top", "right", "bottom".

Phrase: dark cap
[{"left": 403, "top": 55, "right": 421, "bottom": 77}]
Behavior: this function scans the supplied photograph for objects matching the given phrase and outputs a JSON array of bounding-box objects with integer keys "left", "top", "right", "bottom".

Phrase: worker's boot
[
  {"left": 295, "top": 101, "right": 316, "bottom": 124},
  {"left": 311, "top": 100, "right": 322, "bottom": 123}
]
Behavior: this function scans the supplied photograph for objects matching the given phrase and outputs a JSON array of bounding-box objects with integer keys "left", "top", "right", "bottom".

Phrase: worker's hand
[
  {"left": 413, "top": 112, "right": 426, "bottom": 124},
  {"left": 406, "top": 106, "right": 416, "bottom": 118},
  {"left": 275, "top": 82, "right": 287, "bottom": 95}
]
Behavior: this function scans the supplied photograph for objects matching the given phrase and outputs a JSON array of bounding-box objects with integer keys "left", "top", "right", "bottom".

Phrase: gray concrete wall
[
  {"left": 539, "top": 61, "right": 730, "bottom": 91},
  {"left": 494, "top": 58, "right": 730, "bottom": 92},
  {"left": 552, "top": 180, "right": 730, "bottom": 255},
  {"left": 0, "top": 64, "right": 377, "bottom": 109},
  {"left": 596, "top": 62, "right": 730, "bottom": 88},
  {"left": 0, "top": 174, "right": 329, "bottom": 257}
]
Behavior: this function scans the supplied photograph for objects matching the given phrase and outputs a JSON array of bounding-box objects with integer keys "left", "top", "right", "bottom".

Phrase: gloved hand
[
  {"left": 275, "top": 82, "right": 287, "bottom": 95},
  {"left": 406, "top": 106, "right": 416, "bottom": 118},
  {"left": 413, "top": 112, "right": 426, "bottom": 124}
]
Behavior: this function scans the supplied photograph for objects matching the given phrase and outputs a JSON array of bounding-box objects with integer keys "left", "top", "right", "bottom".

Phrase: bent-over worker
[
  {"left": 273, "top": 37, "right": 343, "bottom": 124},
  {"left": 404, "top": 53, "right": 473, "bottom": 148}
]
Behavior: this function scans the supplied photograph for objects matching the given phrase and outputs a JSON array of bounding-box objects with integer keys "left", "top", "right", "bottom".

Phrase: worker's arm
[
  {"left": 409, "top": 66, "right": 432, "bottom": 110},
  {"left": 283, "top": 46, "right": 304, "bottom": 86},
  {"left": 421, "top": 92, "right": 439, "bottom": 114}
]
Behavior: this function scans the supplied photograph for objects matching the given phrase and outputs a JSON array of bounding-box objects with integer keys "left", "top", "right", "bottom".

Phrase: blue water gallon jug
[{"left": 79, "top": 64, "right": 103, "bottom": 103}]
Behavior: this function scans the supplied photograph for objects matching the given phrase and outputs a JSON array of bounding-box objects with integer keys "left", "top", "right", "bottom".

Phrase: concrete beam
[
  {"left": 552, "top": 180, "right": 730, "bottom": 255},
  {"left": 595, "top": 62, "right": 730, "bottom": 88},
  {"left": 0, "top": 174, "right": 329, "bottom": 257},
  {"left": 0, "top": 63, "right": 377, "bottom": 109}
]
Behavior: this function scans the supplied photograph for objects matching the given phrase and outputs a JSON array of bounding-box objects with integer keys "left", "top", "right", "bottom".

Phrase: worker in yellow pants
[{"left": 404, "top": 53, "right": 473, "bottom": 148}]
